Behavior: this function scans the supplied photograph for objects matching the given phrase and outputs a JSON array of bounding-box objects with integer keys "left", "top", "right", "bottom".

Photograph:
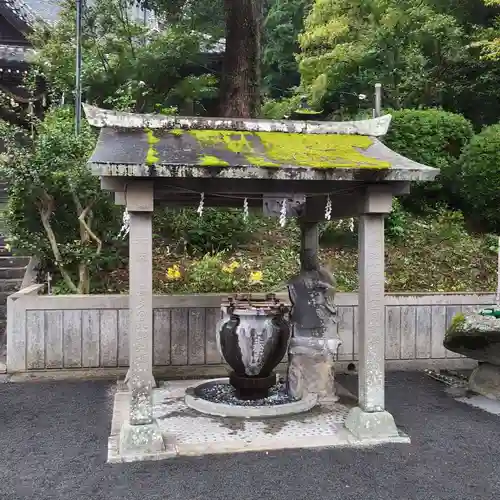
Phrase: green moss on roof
[
  {"left": 293, "top": 109, "right": 323, "bottom": 115},
  {"left": 188, "top": 130, "right": 390, "bottom": 169},
  {"left": 145, "top": 128, "right": 160, "bottom": 165},
  {"left": 199, "top": 155, "right": 230, "bottom": 166}
]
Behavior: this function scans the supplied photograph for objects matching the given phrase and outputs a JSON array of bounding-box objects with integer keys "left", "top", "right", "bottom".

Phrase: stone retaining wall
[{"left": 7, "top": 286, "right": 487, "bottom": 375}]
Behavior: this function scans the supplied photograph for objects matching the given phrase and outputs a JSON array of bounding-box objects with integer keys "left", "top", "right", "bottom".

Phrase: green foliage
[
  {"left": 261, "top": 95, "right": 303, "bottom": 119},
  {"left": 263, "top": 0, "right": 312, "bottom": 97},
  {"left": 385, "top": 199, "right": 410, "bottom": 241},
  {"left": 471, "top": 0, "right": 500, "bottom": 60},
  {"left": 458, "top": 123, "right": 500, "bottom": 232},
  {"left": 154, "top": 244, "right": 300, "bottom": 294},
  {"left": 32, "top": 0, "right": 220, "bottom": 113},
  {"left": 138, "top": 0, "right": 225, "bottom": 37},
  {"left": 319, "top": 199, "right": 410, "bottom": 246},
  {"left": 440, "top": 55, "right": 500, "bottom": 128},
  {"left": 154, "top": 208, "right": 261, "bottom": 254},
  {"left": 143, "top": 208, "right": 499, "bottom": 294},
  {"left": 385, "top": 209, "right": 496, "bottom": 292},
  {"left": 383, "top": 109, "right": 474, "bottom": 212},
  {"left": 298, "top": 0, "right": 465, "bottom": 112},
  {"left": 0, "top": 108, "right": 123, "bottom": 293}
]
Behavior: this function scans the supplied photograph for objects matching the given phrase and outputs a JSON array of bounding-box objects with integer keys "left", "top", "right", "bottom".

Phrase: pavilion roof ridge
[{"left": 82, "top": 104, "right": 392, "bottom": 137}]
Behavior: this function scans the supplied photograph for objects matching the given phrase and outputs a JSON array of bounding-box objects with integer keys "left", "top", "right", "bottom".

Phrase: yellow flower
[
  {"left": 167, "top": 264, "right": 181, "bottom": 280},
  {"left": 249, "top": 270, "right": 263, "bottom": 284},
  {"left": 222, "top": 261, "right": 240, "bottom": 274}
]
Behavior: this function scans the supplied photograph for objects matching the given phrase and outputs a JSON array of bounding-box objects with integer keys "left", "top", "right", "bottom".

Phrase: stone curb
[{"left": 184, "top": 377, "right": 319, "bottom": 418}]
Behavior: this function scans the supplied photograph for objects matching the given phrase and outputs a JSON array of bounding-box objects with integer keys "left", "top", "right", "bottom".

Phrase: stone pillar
[
  {"left": 119, "top": 181, "right": 166, "bottom": 457},
  {"left": 344, "top": 186, "right": 399, "bottom": 440}
]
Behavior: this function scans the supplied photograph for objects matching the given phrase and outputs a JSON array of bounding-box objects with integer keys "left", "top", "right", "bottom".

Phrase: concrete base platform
[
  {"left": 108, "top": 379, "right": 410, "bottom": 463},
  {"left": 344, "top": 407, "right": 400, "bottom": 440}
]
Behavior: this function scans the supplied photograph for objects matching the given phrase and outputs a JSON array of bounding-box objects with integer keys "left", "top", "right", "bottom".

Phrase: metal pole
[
  {"left": 75, "top": 0, "right": 83, "bottom": 134},
  {"left": 374, "top": 83, "right": 382, "bottom": 118}
]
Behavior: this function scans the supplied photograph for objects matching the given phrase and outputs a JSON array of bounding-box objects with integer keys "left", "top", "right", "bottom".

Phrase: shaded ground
[{"left": 1, "top": 372, "right": 499, "bottom": 500}]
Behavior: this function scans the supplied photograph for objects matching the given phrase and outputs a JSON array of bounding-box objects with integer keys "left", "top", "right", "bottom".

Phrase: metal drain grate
[{"left": 424, "top": 369, "right": 469, "bottom": 388}]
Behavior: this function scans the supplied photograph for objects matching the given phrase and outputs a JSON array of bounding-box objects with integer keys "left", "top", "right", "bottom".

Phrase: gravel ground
[{"left": 1, "top": 372, "right": 499, "bottom": 500}]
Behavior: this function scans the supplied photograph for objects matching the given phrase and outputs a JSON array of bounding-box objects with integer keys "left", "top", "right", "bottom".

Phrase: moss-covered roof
[
  {"left": 188, "top": 130, "right": 390, "bottom": 169},
  {"left": 83, "top": 104, "right": 439, "bottom": 182}
]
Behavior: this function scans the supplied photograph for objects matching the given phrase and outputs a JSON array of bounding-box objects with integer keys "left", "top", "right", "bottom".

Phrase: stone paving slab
[{"left": 108, "top": 379, "right": 410, "bottom": 463}]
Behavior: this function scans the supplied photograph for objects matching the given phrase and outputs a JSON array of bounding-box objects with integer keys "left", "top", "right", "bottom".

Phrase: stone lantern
[{"left": 83, "top": 104, "right": 438, "bottom": 457}]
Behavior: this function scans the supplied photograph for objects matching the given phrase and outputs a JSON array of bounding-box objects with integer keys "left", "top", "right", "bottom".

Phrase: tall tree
[
  {"left": 220, "top": 0, "right": 262, "bottom": 117},
  {"left": 298, "top": 0, "right": 465, "bottom": 112},
  {"left": 143, "top": 0, "right": 262, "bottom": 117}
]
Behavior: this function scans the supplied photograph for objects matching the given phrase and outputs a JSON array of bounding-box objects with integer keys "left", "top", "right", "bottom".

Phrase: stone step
[
  {"left": 0, "top": 279, "right": 22, "bottom": 293},
  {"left": 0, "top": 267, "right": 25, "bottom": 279},
  {"left": 0, "top": 256, "right": 30, "bottom": 268}
]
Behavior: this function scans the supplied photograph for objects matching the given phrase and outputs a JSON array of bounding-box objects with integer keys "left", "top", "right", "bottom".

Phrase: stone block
[
  {"left": 126, "top": 182, "right": 154, "bottom": 212},
  {"left": 101, "top": 177, "right": 125, "bottom": 191},
  {"left": 469, "top": 363, "right": 500, "bottom": 400},
  {"left": 114, "top": 192, "right": 126, "bottom": 206},
  {"left": 119, "top": 421, "right": 167, "bottom": 458},
  {"left": 361, "top": 186, "right": 393, "bottom": 214},
  {"left": 344, "top": 407, "right": 399, "bottom": 440},
  {"left": 288, "top": 338, "right": 341, "bottom": 401},
  {"left": 0, "top": 268, "right": 25, "bottom": 279}
]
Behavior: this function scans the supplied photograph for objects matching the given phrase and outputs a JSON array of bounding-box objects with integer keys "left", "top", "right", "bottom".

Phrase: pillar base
[
  {"left": 119, "top": 420, "right": 168, "bottom": 458},
  {"left": 344, "top": 407, "right": 399, "bottom": 440},
  {"left": 129, "top": 383, "right": 156, "bottom": 425}
]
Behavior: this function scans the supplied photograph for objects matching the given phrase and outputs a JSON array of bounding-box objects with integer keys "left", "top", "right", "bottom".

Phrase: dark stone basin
[{"left": 191, "top": 380, "right": 299, "bottom": 407}]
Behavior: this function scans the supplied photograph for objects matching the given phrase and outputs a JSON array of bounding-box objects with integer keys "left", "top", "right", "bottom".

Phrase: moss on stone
[
  {"left": 451, "top": 313, "right": 466, "bottom": 329},
  {"left": 145, "top": 128, "right": 160, "bottom": 165},
  {"left": 444, "top": 312, "right": 467, "bottom": 344},
  {"left": 199, "top": 155, "right": 230, "bottom": 166},
  {"left": 189, "top": 130, "right": 390, "bottom": 169},
  {"left": 170, "top": 129, "right": 184, "bottom": 137}
]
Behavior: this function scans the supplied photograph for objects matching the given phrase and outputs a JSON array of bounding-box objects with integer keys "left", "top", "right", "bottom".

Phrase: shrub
[
  {"left": 458, "top": 124, "right": 500, "bottom": 233},
  {"left": 153, "top": 248, "right": 299, "bottom": 294},
  {"left": 383, "top": 109, "right": 474, "bottom": 213},
  {"left": 319, "top": 199, "right": 409, "bottom": 247},
  {"left": 154, "top": 208, "right": 261, "bottom": 255},
  {"left": 261, "top": 95, "right": 302, "bottom": 119},
  {"left": 0, "top": 107, "right": 123, "bottom": 293}
]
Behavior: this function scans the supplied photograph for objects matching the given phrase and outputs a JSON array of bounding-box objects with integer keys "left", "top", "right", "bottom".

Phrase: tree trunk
[{"left": 220, "top": 0, "right": 262, "bottom": 118}]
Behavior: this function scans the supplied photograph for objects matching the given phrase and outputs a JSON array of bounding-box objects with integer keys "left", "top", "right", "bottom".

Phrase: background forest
[{"left": 2, "top": 0, "right": 500, "bottom": 295}]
